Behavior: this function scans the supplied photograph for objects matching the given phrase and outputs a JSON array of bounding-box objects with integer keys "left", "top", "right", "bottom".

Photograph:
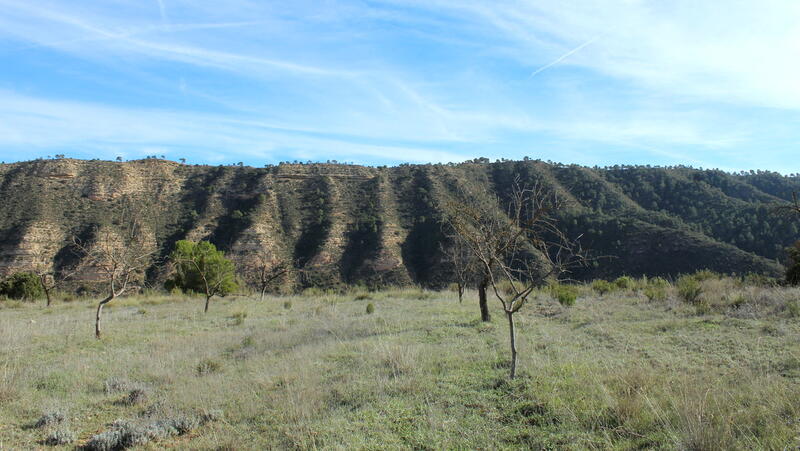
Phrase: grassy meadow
[{"left": 1, "top": 277, "right": 800, "bottom": 449}]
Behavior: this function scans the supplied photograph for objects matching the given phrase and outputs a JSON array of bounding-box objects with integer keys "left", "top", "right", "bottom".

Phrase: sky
[{"left": 1, "top": 0, "right": 800, "bottom": 172}]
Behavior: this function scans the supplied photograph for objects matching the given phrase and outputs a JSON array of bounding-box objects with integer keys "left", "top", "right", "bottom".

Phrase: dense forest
[{"left": 0, "top": 158, "right": 797, "bottom": 290}]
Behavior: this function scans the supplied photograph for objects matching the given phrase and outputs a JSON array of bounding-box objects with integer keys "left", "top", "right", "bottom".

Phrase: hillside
[{"left": 0, "top": 158, "right": 797, "bottom": 288}]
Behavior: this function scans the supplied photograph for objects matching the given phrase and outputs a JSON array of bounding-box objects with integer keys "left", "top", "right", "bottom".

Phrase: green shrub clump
[
  {"left": 366, "top": 303, "right": 375, "bottom": 314},
  {"left": 591, "top": 279, "right": 614, "bottom": 295},
  {"left": 613, "top": 276, "right": 634, "bottom": 290},
  {"left": 0, "top": 272, "right": 43, "bottom": 301},
  {"left": 551, "top": 284, "right": 579, "bottom": 307},
  {"left": 676, "top": 275, "right": 703, "bottom": 304}
]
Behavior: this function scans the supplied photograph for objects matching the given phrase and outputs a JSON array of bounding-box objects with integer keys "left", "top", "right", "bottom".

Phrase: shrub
[
  {"left": 283, "top": 301, "right": 292, "bottom": 310},
  {"left": 677, "top": 275, "right": 703, "bottom": 304},
  {"left": 644, "top": 286, "right": 667, "bottom": 302},
  {"left": 0, "top": 272, "right": 43, "bottom": 301},
  {"left": 366, "top": 303, "right": 375, "bottom": 314},
  {"left": 613, "top": 276, "right": 634, "bottom": 290},
  {"left": 551, "top": 284, "right": 578, "bottom": 307},
  {"left": 196, "top": 358, "right": 222, "bottom": 376},
  {"left": 786, "top": 299, "right": 800, "bottom": 318},
  {"left": 692, "top": 269, "right": 719, "bottom": 282},
  {"left": 125, "top": 388, "right": 149, "bottom": 406},
  {"left": 35, "top": 409, "right": 66, "bottom": 428},
  {"left": 591, "top": 280, "right": 614, "bottom": 295},
  {"left": 230, "top": 311, "right": 247, "bottom": 326},
  {"left": 44, "top": 427, "right": 76, "bottom": 445},
  {"left": 648, "top": 277, "right": 670, "bottom": 288}
]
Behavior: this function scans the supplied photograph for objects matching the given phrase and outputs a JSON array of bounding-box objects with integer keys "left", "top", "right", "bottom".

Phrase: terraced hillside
[{"left": 0, "top": 158, "right": 797, "bottom": 288}]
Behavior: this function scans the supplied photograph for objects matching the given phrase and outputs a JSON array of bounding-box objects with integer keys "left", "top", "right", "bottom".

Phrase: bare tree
[
  {"left": 32, "top": 262, "right": 74, "bottom": 308},
  {"left": 240, "top": 253, "right": 289, "bottom": 301},
  {"left": 73, "top": 210, "right": 154, "bottom": 339},
  {"left": 440, "top": 233, "right": 476, "bottom": 303},
  {"left": 446, "top": 178, "right": 586, "bottom": 378}
]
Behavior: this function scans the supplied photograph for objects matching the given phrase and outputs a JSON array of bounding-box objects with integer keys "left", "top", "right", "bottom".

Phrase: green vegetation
[
  {"left": 1, "top": 280, "right": 799, "bottom": 449},
  {"left": 0, "top": 159, "right": 798, "bottom": 288},
  {"left": 0, "top": 272, "right": 43, "bottom": 301},
  {"left": 166, "top": 240, "right": 238, "bottom": 313},
  {"left": 550, "top": 284, "right": 579, "bottom": 306}
]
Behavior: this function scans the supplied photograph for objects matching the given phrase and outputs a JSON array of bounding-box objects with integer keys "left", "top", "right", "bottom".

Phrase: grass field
[{"left": 1, "top": 281, "right": 799, "bottom": 449}]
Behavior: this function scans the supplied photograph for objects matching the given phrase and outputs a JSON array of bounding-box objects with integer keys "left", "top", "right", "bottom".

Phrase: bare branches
[
  {"left": 71, "top": 197, "right": 156, "bottom": 338},
  {"left": 443, "top": 176, "right": 587, "bottom": 378},
  {"left": 238, "top": 253, "right": 290, "bottom": 300}
]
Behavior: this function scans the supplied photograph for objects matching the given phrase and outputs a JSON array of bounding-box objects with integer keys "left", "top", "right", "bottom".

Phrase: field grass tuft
[{"left": 1, "top": 284, "right": 799, "bottom": 449}]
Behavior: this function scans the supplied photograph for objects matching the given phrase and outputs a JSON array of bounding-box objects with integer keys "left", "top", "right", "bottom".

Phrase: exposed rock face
[{"left": 0, "top": 158, "right": 794, "bottom": 288}]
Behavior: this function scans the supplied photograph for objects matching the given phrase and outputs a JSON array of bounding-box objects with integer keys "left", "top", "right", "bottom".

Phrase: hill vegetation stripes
[{"left": 0, "top": 159, "right": 798, "bottom": 288}]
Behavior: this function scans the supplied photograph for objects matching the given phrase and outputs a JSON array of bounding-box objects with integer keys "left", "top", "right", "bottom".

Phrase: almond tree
[
  {"left": 440, "top": 233, "right": 476, "bottom": 303},
  {"left": 30, "top": 248, "right": 76, "bottom": 307},
  {"left": 446, "top": 178, "right": 586, "bottom": 378},
  {"left": 240, "top": 253, "right": 289, "bottom": 301},
  {"left": 73, "top": 209, "right": 154, "bottom": 339}
]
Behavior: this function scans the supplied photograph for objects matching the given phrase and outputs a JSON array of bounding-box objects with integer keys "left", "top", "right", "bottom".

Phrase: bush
[
  {"left": 551, "top": 284, "right": 578, "bottom": 307},
  {"left": 196, "top": 358, "right": 222, "bottom": 376},
  {"left": 786, "top": 299, "right": 800, "bottom": 318},
  {"left": 692, "top": 269, "right": 719, "bottom": 282},
  {"left": 283, "top": 301, "right": 292, "bottom": 310},
  {"left": 366, "top": 303, "right": 375, "bottom": 314},
  {"left": 230, "top": 311, "right": 247, "bottom": 326},
  {"left": 644, "top": 286, "right": 667, "bottom": 302},
  {"left": 677, "top": 275, "right": 703, "bottom": 304},
  {"left": 44, "top": 427, "right": 76, "bottom": 445},
  {"left": 591, "top": 280, "right": 614, "bottom": 295},
  {"left": 0, "top": 272, "right": 43, "bottom": 301},
  {"left": 613, "top": 276, "right": 634, "bottom": 290},
  {"left": 35, "top": 409, "right": 66, "bottom": 429}
]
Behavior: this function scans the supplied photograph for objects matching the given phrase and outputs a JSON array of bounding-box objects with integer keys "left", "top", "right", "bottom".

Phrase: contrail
[
  {"left": 156, "top": 0, "right": 168, "bottom": 25},
  {"left": 529, "top": 35, "right": 601, "bottom": 78}
]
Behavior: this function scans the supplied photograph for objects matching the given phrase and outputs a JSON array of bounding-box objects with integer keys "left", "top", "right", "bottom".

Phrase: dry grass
[{"left": 0, "top": 282, "right": 799, "bottom": 449}]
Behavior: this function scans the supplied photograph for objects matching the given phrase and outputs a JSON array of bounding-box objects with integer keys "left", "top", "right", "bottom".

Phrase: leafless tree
[
  {"left": 72, "top": 203, "right": 155, "bottom": 338},
  {"left": 440, "top": 233, "right": 477, "bottom": 303},
  {"left": 30, "top": 251, "right": 76, "bottom": 307},
  {"left": 446, "top": 178, "right": 586, "bottom": 378},
  {"left": 240, "top": 253, "right": 289, "bottom": 301}
]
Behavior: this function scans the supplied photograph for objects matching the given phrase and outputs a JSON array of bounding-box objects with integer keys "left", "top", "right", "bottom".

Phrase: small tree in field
[
  {"left": 240, "top": 253, "right": 289, "bottom": 301},
  {"left": 446, "top": 178, "right": 585, "bottom": 379},
  {"left": 440, "top": 233, "right": 477, "bottom": 303},
  {"left": 167, "top": 240, "right": 238, "bottom": 312},
  {"left": 30, "top": 248, "right": 76, "bottom": 307},
  {"left": 73, "top": 208, "right": 154, "bottom": 339}
]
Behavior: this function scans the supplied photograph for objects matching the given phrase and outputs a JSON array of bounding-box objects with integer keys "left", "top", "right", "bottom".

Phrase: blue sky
[{"left": 1, "top": 0, "right": 799, "bottom": 172}]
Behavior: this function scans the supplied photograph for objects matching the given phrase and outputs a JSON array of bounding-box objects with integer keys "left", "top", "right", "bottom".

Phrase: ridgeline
[{"left": 0, "top": 158, "right": 797, "bottom": 289}]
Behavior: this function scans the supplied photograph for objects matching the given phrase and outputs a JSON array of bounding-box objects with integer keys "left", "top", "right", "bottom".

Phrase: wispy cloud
[{"left": 0, "top": 0, "right": 798, "bottom": 171}]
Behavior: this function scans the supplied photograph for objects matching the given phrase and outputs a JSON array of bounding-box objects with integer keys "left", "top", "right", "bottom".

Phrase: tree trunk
[
  {"left": 40, "top": 275, "right": 52, "bottom": 307},
  {"left": 457, "top": 282, "right": 464, "bottom": 303},
  {"left": 478, "top": 277, "right": 490, "bottom": 322},
  {"left": 260, "top": 285, "right": 267, "bottom": 302},
  {"left": 507, "top": 311, "right": 518, "bottom": 379},
  {"left": 204, "top": 294, "right": 211, "bottom": 313},
  {"left": 95, "top": 294, "right": 114, "bottom": 339}
]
